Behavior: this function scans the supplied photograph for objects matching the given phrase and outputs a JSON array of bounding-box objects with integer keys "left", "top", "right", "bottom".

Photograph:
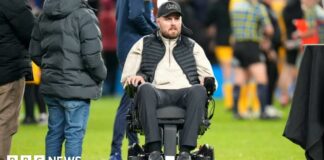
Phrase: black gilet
[{"left": 137, "top": 33, "right": 199, "bottom": 85}]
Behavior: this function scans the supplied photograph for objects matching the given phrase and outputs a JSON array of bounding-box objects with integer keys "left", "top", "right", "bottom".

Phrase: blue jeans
[
  {"left": 44, "top": 96, "right": 90, "bottom": 159},
  {"left": 110, "top": 93, "right": 138, "bottom": 155}
]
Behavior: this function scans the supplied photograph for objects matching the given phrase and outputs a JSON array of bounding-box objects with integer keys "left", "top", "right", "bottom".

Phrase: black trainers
[
  {"left": 148, "top": 151, "right": 163, "bottom": 160},
  {"left": 128, "top": 143, "right": 145, "bottom": 156},
  {"left": 177, "top": 152, "right": 191, "bottom": 160},
  {"left": 22, "top": 117, "right": 37, "bottom": 125},
  {"left": 109, "top": 152, "right": 121, "bottom": 160}
]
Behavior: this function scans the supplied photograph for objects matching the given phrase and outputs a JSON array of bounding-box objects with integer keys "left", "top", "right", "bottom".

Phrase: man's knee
[
  {"left": 249, "top": 63, "right": 268, "bottom": 84},
  {"left": 137, "top": 83, "right": 155, "bottom": 97},
  {"left": 187, "top": 84, "right": 207, "bottom": 101},
  {"left": 190, "top": 84, "right": 206, "bottom": 95},
  {"left": 137, "top": 83, "right": 155, "bottom": 95}
]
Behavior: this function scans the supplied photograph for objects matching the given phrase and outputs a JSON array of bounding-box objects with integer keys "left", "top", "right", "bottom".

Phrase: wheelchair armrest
[
  {"left": 201, "top": 77, "right": 216, "bottom": 135},
  {"left": 125, "top": 84, "right": 144, "bottom": 134},
  {"left": 204, "top": 77, "right": 216, "bottom": 97},
  {"left": 125, "top": 84, "right": 138, "bottom": 98}
]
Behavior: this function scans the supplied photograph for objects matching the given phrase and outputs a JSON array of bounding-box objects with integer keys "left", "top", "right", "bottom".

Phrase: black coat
[
  {"left": 283, "top": 45, "right": 324, "bottom": 160},
  {"left": 0, "top": 0, "right": 34, "bottom": 85}
]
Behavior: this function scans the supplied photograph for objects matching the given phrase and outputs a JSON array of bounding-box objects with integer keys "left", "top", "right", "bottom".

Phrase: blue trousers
[
  {"left": 110, "top": 93, "right": 138, "bottom": 155},
  {"left": 44, "top": 96, "right": 90, "bottom": 159}
]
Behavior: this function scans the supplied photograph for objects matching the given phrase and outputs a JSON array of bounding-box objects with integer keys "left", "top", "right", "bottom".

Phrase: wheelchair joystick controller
[{"left": 204, "top": 77, "right": 216, "bottom": 97}]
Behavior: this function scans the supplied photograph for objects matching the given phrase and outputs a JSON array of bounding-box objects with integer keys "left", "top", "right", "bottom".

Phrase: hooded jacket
[
  {"left": 30, "top": 0, "right": 107, "bottom": 99},
  {"left": 0, "top": 0, "right": 34, "bottom": 85}
]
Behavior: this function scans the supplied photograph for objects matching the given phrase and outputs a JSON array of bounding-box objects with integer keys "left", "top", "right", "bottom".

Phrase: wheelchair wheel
[
  {"left": 128, "top": 143, "right": 147, "bottom": 160},
  {"left": 192, "top": 144, "right": 214, "bottom": 160}
]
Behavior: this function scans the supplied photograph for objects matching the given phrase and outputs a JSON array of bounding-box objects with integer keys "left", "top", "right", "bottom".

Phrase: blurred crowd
[{"left": 25, "top": 0, "right": 324, "bottom": 120}]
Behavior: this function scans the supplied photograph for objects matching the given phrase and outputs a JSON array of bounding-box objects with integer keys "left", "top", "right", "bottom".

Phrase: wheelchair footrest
[
  {"left": 193, "top": 155, "right": 212, "bottom": 160},
  {"left": 128, "top": 155, "right": 146, "bottom": 160}
]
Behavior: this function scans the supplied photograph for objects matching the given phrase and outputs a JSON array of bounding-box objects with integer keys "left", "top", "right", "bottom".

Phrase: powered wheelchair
[{"left": 126, "top": 77, "right": 216, "bottom": 160}]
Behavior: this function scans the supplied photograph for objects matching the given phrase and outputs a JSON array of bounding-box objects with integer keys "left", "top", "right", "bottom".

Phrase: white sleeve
[
  {"left": 121, "top": 38, "right": 144, "bottom": 87},
  {"left": 193, "top": 43, "right": 218, "bottom": 89}
]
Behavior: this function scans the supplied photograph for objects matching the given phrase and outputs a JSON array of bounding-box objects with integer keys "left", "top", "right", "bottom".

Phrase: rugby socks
[
  {"left": 257, "top": 84, "right": 268, "bottom": 114},
  {"left": 223, "top": 82, "right": 233, "bottom": 110},
  {"left": 233, "top": 85, "right": 240, "bottom": 116}
]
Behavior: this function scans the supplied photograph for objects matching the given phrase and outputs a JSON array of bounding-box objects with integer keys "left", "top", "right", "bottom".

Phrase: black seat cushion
[{"left": 157, "top": 106, "right": 185, "bottom": 119}]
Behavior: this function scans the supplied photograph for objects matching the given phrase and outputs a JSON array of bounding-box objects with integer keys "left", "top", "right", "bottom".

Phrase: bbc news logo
[{"left": 7, "top": 155, "right": 81, "bottom": 160}]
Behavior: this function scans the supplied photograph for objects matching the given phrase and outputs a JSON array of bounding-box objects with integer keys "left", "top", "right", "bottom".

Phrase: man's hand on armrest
[
  {"left": 125, "top": 76, "right": 145, "bottom": 98},
  {"left": 126, "top": 75, "right": 145, "bottom": 87}
]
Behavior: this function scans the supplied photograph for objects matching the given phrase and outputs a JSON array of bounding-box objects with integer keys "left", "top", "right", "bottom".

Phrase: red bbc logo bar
[{"left": 7, "top": 155, "right": 45, "bottom": 160}]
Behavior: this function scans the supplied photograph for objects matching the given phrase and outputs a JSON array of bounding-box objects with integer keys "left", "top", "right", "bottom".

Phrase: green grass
[{"left": 11, "top": 97, "right": 304, "bottom": 160}]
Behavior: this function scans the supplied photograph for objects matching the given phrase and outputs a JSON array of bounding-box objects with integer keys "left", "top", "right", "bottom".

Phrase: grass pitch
[{"left": 11, "top": 97, "right": 304, "bottom": 160}]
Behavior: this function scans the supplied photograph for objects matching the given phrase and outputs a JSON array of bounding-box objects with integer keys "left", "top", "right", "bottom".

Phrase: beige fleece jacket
[{"left": 121, "top": 33, "right": 217, "bottom": 90}]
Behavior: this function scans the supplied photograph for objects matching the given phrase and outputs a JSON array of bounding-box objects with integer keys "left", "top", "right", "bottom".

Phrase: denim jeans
[
  {"left": 110, "top": 93, "right": 138, "bottom": 155},
  {"left": 44, "top": 96, "right": 90, "bottom": 160}
]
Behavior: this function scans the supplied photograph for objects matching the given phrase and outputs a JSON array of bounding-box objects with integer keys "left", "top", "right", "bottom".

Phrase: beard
[{"left": 161, "top": 28, "right": 181, "bottom": 39}]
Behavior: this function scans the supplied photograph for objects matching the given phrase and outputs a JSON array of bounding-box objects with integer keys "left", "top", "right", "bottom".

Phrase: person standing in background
[
  {"left": 175, "top": 0, "right": 212, "bottom": 63},
  {"left": 206, "top": 0, "right": 234, "bottom": 110},
  {"left": 22, "top": 62, "right": 47, "bottom": 125},
  {"left": 29, "top": 0, "right": 106, "bottom": 159},
  {"left": 230, "top": 0, "right": 280, "bottom": 119},
  {"left": 0, "top": 0, "right": 34, "bottom": 159},
  {"left": 99, "top": 0, "right": 118, "bottom": 96},
  {"left": 279, "top": 0, "right": 303, "bottom": 106},
  {"left": 109, "top": 0, "right": 157, "bottom": 159},
  {"left": 260, "top": 0, "right": 282, "bottom": 112},
  {"left": 23, "top": 0, "right": 47, "bottom": 126}
]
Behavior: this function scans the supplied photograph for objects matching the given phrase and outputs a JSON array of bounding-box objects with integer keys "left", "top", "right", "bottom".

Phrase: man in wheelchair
[{"left": 121, "top": 1, "right": 217, "bottom": 160}]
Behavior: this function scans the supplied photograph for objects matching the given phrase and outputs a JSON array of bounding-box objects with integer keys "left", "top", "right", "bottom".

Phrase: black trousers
[
  {"left": 136, "top": 83, "right": 207, "bottom": 148},
  {"left": 102, "top": 51, "right": 118, "bottom": 95},
  {"left": 24, "top": 84, "right": 46, "bottom": 119},
  {"left": 266, "top": 58, "right": 278, "bottom": 106}
]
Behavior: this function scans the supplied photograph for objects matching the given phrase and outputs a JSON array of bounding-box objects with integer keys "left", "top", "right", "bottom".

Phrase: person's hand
[
  {"left": 200, "top": 80, "right": 204, "bottom": 85},
  {"left": 260, "top": 38, "right": 271, "bottom": 52},
  {"left": 126, "top": 76, "right": 145, "bottom": 87},
  {"left": 267, "top": 50, "right": 277, "bottom": 62},
  {"left": 292, "top": 31, "right": 301, "bottom": 40}
]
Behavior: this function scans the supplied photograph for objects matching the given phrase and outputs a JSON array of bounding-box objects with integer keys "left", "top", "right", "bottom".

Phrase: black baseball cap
[{"left": 157, "top": 1, "right": 182, "bottom": 18}]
